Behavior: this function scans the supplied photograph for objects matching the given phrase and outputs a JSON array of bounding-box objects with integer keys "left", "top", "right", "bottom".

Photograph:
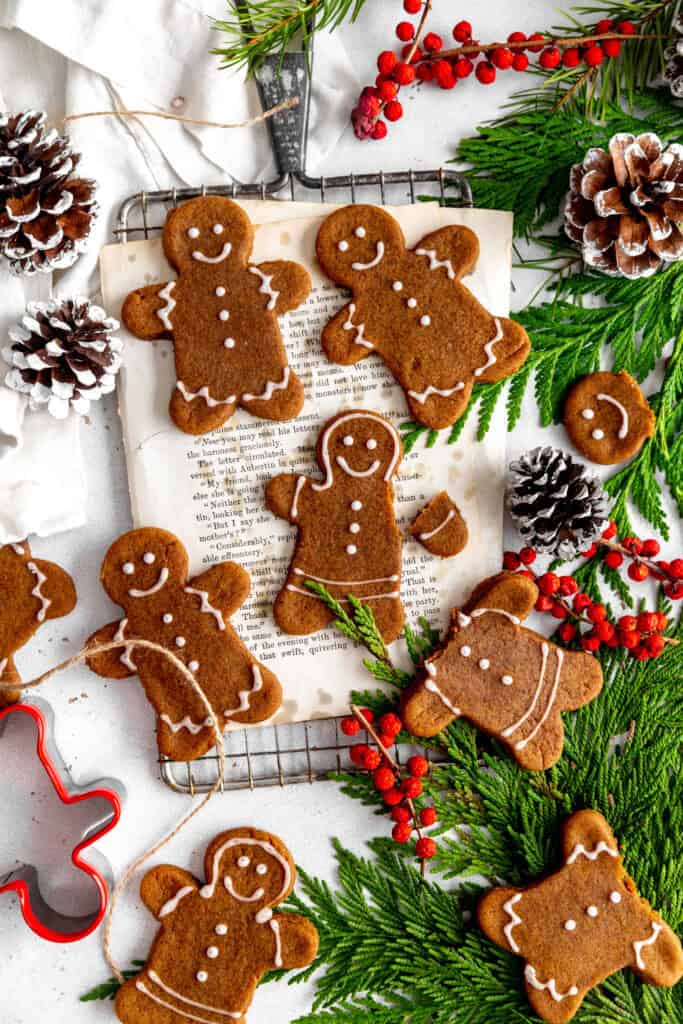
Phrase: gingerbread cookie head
[
  {"left": 316, "top": 205, "right": 405, "bottom": 288},
  {"left": 478, "top": 810, "right": 683, "bottom": 1023},
  {"left": 401, "top": 573, "right": 604, "bottom": 769},
  {"left": 100, "top": 528, "right": 188, "bottom": 608},
  {"left": 162, "top": 196, "right": 253, "bottom": 273},
  {"left": 564, "top": 370, "right": 655, "bottom": 465},
  {"left": 316, "top": 409, "right": 403, "bottom": 485},
  {"left": 201, "top": 828, "right": 296, "bottom": 913}
]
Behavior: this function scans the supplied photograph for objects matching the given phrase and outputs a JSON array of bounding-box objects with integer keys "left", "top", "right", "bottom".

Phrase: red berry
[
  {"left": 587, "top": 603, "right": 607, "bottom": 623},
  {"left": 665, "top": 583, "right": 683, "bottom": 600},
  {"left": 535, "top": 594, "right": 554, "bottom": 613},
  {"left": 376, "top": 732, "right": 395, "bottom": 750},
  {"left": 604, "top": 551, "right": 624, "bottom": 569},
  {"left": 596, "top": 18, "right": 613, "bottom": 33},
  {"left": 558, "top": 622, "right": 577, "bottom": 642},
  {"left": 402, "top": 43, "right": 422, "bottom": 63},
  {"left": 538, "top": 572, "right": 560, "bottom": 595},
  {"left": 508, "top": 31, "right": 527, "bottom": 44},
  {"left": 401, "top": 777, "right": 423, "bottom": 799},
  {"left": 373, "top": 766, "right": 396, "bottom": 791},
  {"left": 645, "top": 634, "right": 665, "bottom": 657},
  {"left": 392, "top": 822, "right": 413, "bottom": 844},
  {"left": 527, "top": 32, "right": 546, "bottom": 53},
  {"left": 631, "top": 645, "right": 650, "bottom": 661},
  {"left": 372, "top": 120, "right": 388, "bottom": 140},
  {"left": 378, "top": 79, "right": 398, "bottom": 101},
  {"left": 670, "top": 559, "right": 683, "bottom": 579},
  {"left": 475, "top": 60, "right": 496, "bottom": 84},
  {"left": 452, "top": 20, "right": 472, "bottom": 42},
  {"left": 654, "top": 612, "right": 668, "bottom": 631},
  {"left": 603, "top": 39, "right": 621, "bottom": 57},
  {"left": 436, "top": 66, "right": 456, "bottom": 89},
  {"left": 454, "top": 57, "right": 474, "bottom": 78},
  {"left": 602, "top": 521, "right": 618, "bottom": 539},
  {"left": 350, "top": 744, "right": 369, "bottom": 765},
  {"left": 619, "top": 615, "right": 638, "bottom": 631},
  {"left": 407, "top": 755, "right": 429, "bottom": 778},
  {"left": 416, "top": 62, "right": 434, "bottom": 81},
  {"left": 581, "top": 634, "right": 601, "bottom": 653},
  {"left": 503, "top": 551, "right": 521, "bottom": 571},
  {"left": 518, "top": 569, "right": 535, "bottom": 580},
  {"left": 383, "top": 787, "right": 403, "bottom": 806},
  {"left": 637, "top": 612, "right": 658, "bottom": 634},
  {"left": 617, "top": 20, "right": 635, "bottom": 35},
  {"left": 404, "top": 0, "right": 421, "bottom": 12},
  {"left": 491, "top": 46, "right": 514, "bottom": 70},
  {"left": 559, "top": 576, "right": 579, "bottom": 596},
  {"left": 420, "top": 806, "right": 437, "bottom": 827},
  {"left": 396, "top": 21, "right": 415, "bottom": 42},
  {"left": 379, "top": 712, "right": 402, "bottom": 738},
  {"left": 582, "top": 543, "right": 598, "bottom": 558},
  {"left": 512, "top": 52, "right": 529, "bottom": 71},
  {"left": 641, "top": 539, "right": 660, "bottom": 558},
  {"left": 595, "top": 620, "right": 615, "bottom": 642},
  {"left": 359, "top": 707, "right": 374, "bottom": 724},
  {"left": 415, "top": 837, "right": 437, "bottom": 859},
  {"left": 562, "top": 47, "right": 581, "bottom": 67},
  {"left": 584, "top": 44, "right": 604, "bottom": 66},
  {"left": 573, "top": 593, "right": 593, "bottom": 612},
  {"left": 377, "top": 50, "right": 398, "bottom": 75},
  {"left": 341, "top": 717, "right": 360, "bottom": 736},
  {"left": 540, "top": 46, "right": 562, "bottom": 69},
  {"left": 619, "top": 629, "right": 641, "bottom": 649},
  {"left": 623, "top": 537, "right": 643, "bottom": 555},
  {"left": 391, "top": 805, "right": 411, "bottom": 823},
  {"left": 362, "top": 749, "right": 381, "bottom": 771},
  {"left": 393, "top": 61, "right": 416, "bottom": 85},
  {"left": 519, "top": 547, "right": 537, "bottom": 565},
  {"left": 423, "top": 32, "right": 443, "bottom": 52},
  {"left": 628, "top": 562, "right": 649, "bottom": 582},
  {"left": 551, "top": 601, "right": 568, "bottom": 620},
  {"left": 384, "top": 100, "right": 404, "bottom": 122}
]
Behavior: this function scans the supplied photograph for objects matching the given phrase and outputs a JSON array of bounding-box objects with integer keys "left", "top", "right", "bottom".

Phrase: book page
[{"left": 100, "top": 203, "right": 512, "bottom": 724}]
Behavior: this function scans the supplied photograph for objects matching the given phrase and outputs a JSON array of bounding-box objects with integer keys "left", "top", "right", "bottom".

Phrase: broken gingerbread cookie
[
  {"left": 410, "top": 491, "right": 468, "bottom": 558},
  {"left": 86, "top": 528, "right": 282, "bottom": 761},
  {"left": 316, "top": 205, "right": 530, "bottom": 429},
  {"left": 115, "top": 826, "right": 319, "bottom": 1024},
  {"left": 400, "top": 572, "right": 603, "bottom": 770},
  {"left": 122, "top": 196, "right": 311, "bottom": 435},
  {"left": 478, "top": 809, "right": 683, "bottom": 1023},
  {"left": 563, "top": 370, "right": 655, "bottom": 465},
  {"left": 266, "top": 409, "right": 405, "bottom": 643}
]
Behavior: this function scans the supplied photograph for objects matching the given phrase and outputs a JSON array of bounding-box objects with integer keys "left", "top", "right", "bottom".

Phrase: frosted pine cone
[
  {"left": 564, "top": 132, "right": 683, "bottom": 279},
  {"left": 507, "top": 446, "right": 609, "bottom": 559},
  {"left": 0, "top": 110, "right": 98, "bottom": 276},
  {"left": 3, "top": 298, "right": 122, "bottom": 418},
  {"left": 664, "top": 15, "right": 683, "bottom": 98}
]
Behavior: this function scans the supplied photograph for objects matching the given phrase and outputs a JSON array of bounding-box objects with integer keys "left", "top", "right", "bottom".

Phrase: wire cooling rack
[{"left": 114, "top": 47, "right": 470, "bottom": 794}]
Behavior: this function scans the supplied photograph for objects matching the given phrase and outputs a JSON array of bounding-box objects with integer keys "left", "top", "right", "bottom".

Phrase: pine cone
[
  {"left": 506, "top": 446, "right": 609, "bottom": 559},
  {"left": 0, "top": 109, "right": 98, "bottom": 276},
  {"left": 664, "top": 15, "right": 683, "bottom": 98},
  {"left": 3, "top": 298, "right": 122, "bottom": 418},
  {"left": 564, "top": 132, "right": 683, "bottom": 279}
]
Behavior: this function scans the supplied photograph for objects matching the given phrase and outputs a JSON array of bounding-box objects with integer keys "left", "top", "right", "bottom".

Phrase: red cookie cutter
[{"left": 0, "top": 699, "right": 125, "bottom": 942}]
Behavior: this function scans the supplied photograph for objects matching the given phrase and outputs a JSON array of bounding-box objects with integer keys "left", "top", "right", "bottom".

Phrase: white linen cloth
[{"left": 0, "top": 0, "right": 358, "bottom": 543}]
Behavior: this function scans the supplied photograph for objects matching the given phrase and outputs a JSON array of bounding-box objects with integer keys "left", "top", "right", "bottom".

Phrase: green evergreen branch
[{"left": 80, "top": 961, "right": 145, "bottom": 1002}]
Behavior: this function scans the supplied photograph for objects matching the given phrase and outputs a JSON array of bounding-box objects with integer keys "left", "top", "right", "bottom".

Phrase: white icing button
[
  {"left": 215, "top": 286, "right": 226, "bottom": 297},
  {"left": 143, "top": 552, "right": 156, "bottom": 564},
  {"left": 346, "top": 544, "right": 358, "bottom": 555},
  {"left": 501, "top": 675, "right": 513, "bottom": 686},
  {"left": 479, "top": 658, "right": 490, "bottom": 670},
  {"left": 338, "top": 240, "right": 349, "bottom": 252},
  {"left": 256, "top": 864, "right": 268, "bottom": 876},
  {"left": 163, "top": 613, "right": 173, "bottom": 624},
  {"left": 343, "top": 435, "right": 354, "bottom": 446},
  {"left": 200, "top": 886, "right": 212, "bottom": 898},
  {"left": 407, "top": 297, "right": 418, "bottom": 309},
  {"left": 366, "top": 438, "right": 377, "bottom": 450},
  {"left": 349, "top": 523, "right": 361, "bottom": 534},
  {"left": 122, "top": 562, "right": 135, "bottom": 575},
  {"left": 237, "top": 856, "right": 250, "bottom": 868},
  {"left": 586, "top": 905, "right": 599, "bottom": 918},
  {"left": 351, "top": 500, "right": 362, "bottom": 511},
  {"left": 420, "top": 315, "right": 431, "bottom": 327},
  {"left": 196, "top": 971, "right": 208, "bottom": 983},
  {"left": 175, "top": 636, "right": 186, "bottom": 648},
  {"left": 354, "top": 227, "right": 366, "bottom": 238},
  {"left": 224, "top": 338, "right": 236, "bottom": 349},
  {"left": 215, "top": 923, "right": 228, "bottom": 935},
  {"left": 189, "top": 660, "right": 200, "bottom": 672},
  {"left": 460, "top": 645, "right": 471, "bottom": 657},
  {"left": 581, "top": 408, "right": 595, "bottom": 420},
  {"left": 392, "top": 281, "right": 403, "bottom": 292},
  {"left": 206, "top": 946, "right": 219, "bottom": 959},
  {"left": 564, "top": 919, "right": 577, "bottom": 932},
  {"left": 218, "top": 310, "right": 230, "bottom": 322},
  {"left": 213, "top": 224, "right": 224, "bottom": 234},
  {"left": 187, "top": 227, "right": 200, "bottom": 239},
  {"left": 610, "top": 891, "right": 622, "bottom": 904},
  {"left": 592, "top": 429, "right": 605, "bottom": 440}
]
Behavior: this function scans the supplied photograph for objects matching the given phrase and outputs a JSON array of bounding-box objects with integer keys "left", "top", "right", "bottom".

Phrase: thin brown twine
[
  {"left": 0, "top": 638, "right": 225, "bottom": 985},
  {"left": 61, "top": 97, "right": 298, "bottom": 130}
]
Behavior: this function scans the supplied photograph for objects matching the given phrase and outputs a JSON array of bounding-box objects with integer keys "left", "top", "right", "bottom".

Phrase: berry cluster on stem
[{"left": 340, "top": 704, "right": 438, "bottom": 868}]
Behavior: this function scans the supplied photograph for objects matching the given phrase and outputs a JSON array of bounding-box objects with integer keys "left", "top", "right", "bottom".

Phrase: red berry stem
[
  {"left": 418, "top": 30, "right": 661, "bottom": 63},
  {"left": 597, "top": 536, "right": 683, "bottom": 590}
]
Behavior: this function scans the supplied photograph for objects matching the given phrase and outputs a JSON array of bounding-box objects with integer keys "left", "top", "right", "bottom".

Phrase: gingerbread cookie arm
[
  {"left": 30, "top": 559, "right": 77, "bottom": 620},
  {"left": 253, "top": 260, "right": 312, "bottom": 316},
  {"left": 187, "top": 562, "right": 251, "bottom": 618},
  {"left": 86, "top": 621, "right": 137, "bottom": 679},
  {"left": 122, "top": 282, "right": 174, "bottom": 340},
  {"left": 140, "top": 865, "right": 199, "bottom": 920},
  {"left": 555, "top": 649, "right": 603, "bottom": 712},
  {"left": 265, "top": 473, "right": 309, "bottom": 524},
  {"left": 271, "top": 912, "right": 320, "bottom": 968},
  {"left": 412, "top": 225, "right": 480, "bottom": 280},
  {"left": 321, "top": 304, "right": 375, "bottom": 366},
  {"left": 473, "top": 316, "right": 531, "bottom": 385},
  {"left": 476, "top": 885, "right": 524, "bottom": 953},
  {"left": 629, "top": 916, "right": 683, "bottom": 986},
  {"left": 463, "top": 571, "right": 538, "bottom": 620}
]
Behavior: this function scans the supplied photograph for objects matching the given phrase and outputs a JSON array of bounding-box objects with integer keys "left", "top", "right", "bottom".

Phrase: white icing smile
[
  {"left": 128, "top": 566, "right": 169, "bottom": 598},
  {"left": 336, "top": 455, "right": 381, "bottom": 478},
  {"left": 191, "top": 242, "right": 232, "bottom": 264},
  {"left": 352, "top": 241, "right": 385, "bottom": 271},
  {"left": 224, "top": 877, "right": 265, "bottom": 902}
]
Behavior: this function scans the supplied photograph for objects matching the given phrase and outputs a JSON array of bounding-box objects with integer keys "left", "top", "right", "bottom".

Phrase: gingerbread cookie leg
[
  {"left": 169, "top": 383, "right": 237, "bottom": 435},
  {"left": 368, "top": 595, "right": 405, "bottom": 645},
  {"left": 405, "top": 381, "right": 473, "bottom": 432},
  {"left": 273, "top": 578, "right": 334, "bottom": 635},
  {"left": 239, "top": 365, "right": 305, "bottom": 423}
]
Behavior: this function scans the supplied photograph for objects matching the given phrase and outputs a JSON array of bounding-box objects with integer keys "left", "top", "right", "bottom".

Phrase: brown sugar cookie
[
  {"left": 0, "top": 541, "right": 76, "bottom": 707},
  {"left": 266, "top": 409, "right": 405, "bottom": 643},
  {"left": 410, "top": 491, "right": 468, "bottom": 558},
  {"left": 122, "top": 196, "right": 311, "bottom": 435},
  {"left": 400, "top": 572, "right": 603, "bottom": 770},
  {"left": 478, "top": 810, "right": 683, "bottom": 1023},
  {"left": 315, "top": 205, "right": 530, "bottom": 429},
  {"left": 86, "top": 528, "right": 282, "bottom": 761},
  {"left": 564, "top": 370, "right": 655, "bottom": 465},
  {"left": 115, "top": 826, "right": 319, "bottom": 1024}
]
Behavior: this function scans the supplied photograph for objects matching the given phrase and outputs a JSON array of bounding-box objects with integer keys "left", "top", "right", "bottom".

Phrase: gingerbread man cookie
[
  {"left": 564, "top": 370, "right": 655, "bottom": 465},
  {"left": 122, "top": 196, "right": 311, "bottom": 435},
  {"left": 401, "top": 573, "right": 603, "bottom": 770},
  {"left": 478, "top": 810, "right": 683, "bottom": 1023},
  {"left": 316, "top": 206, "right": 530, "bottom": 429},
  {"left": 266, "top": 409, "right": 405, "bottom": 643},
  {"left": 0, "top": 541, "right": 76, "bottom": 707},
  {"left": 86, "top": 529, "right": 282, "bottom": 761},
  {"left": 410, "top": 491, "right": 468, "bottom": 558},
  {"left": 115, "top": 826, "right": 319, "bottom": 1024}
]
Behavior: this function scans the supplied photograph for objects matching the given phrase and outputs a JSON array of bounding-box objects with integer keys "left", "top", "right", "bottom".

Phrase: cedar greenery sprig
[{"left": 80, "top": 961, "right": 145, "bottom": 1002}]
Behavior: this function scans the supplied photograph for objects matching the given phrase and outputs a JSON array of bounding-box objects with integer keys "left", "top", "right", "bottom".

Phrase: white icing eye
[
  {"left": 197, "top": 971, "right": 208, "bottom": 983},
  {"left": 175, "top": 636, "right": 186, "bottom": 648},
  {"left": 206, "top": 946, "right": 219, "bottom": 959},
  {"left": 346, "top": 544, "right": 357, "bottom": 555},
  {"left": 224, "top": 338, "right": 236, "bottom": 349},
  {"left": 354, "top": 227, "right": 366, "bottom": 238},
  {"left": 338, "top": 240, "right": 349, "bottom": 252},
  {"left": 215, "top": 286, "right": 226, "bottom": 297},
  {"left": 610, "top": 891, "right": 622, "bottom": 904},
  {"left": 420, "top": 315, "right": 431, "bottom": 327},
  {"left": 392, "top": 281, "right": 403, "bottom": 291},
  {"left": 407, "top": 297, "right": 417, "bottom": 309},
  {"left": 187, "top": 227, "right": 200, "bottom": 239},
  {"left": 256, "top": 863, "right": 268, "bottom": 876},
  {"left": 189, "top": 660, "right": 199, "bottom": 672},
  {"left": 366, "top": 438, "right": 378, "bottom": 450},
  {"left": 564, "top": 919, "right": 577, "bottom": 932},
  {"left": 237, "top": 855, "right": 250, "bottom": 868},
  {"left": 460, "top": 645, "right": 471, "bottom": 657},
  {"left": 163, "top": 613, "right": 173, "bottom": 624},
  {"left": 122, "top": 562, "right": 135, "bottom": 575},
  {"left": 213, "top": 223, "right": 224, "bottom": 235},
  {"left": 479, "top": 658, "right": 490, "bottom": 670},
  {"left": 218, "top": 310, "right": 230, "bottom": 322},
  {"left": 215, "top": 923, "right": 228, "bottom": 935},
  {"left": 343, "top": 435, "right": 354, "bottom": 446},
  {"left": 581, "top": 408, "right": 595, "bottom": 420},
  {"left": 351, "top": 500, "right": 362, "bottom": 511},
  {"left": 143, "top": 552, "right": 156, "bottom": 564},
  {"left": 501, "top": 674, "right": 513, "bottom": 686},
  {"left": 586, "top": 905, "right": 599, "bottom": 918},
  {"left": 592, "top": 429, "right": 605, "bottom": 440},
  {"left": 349, "top": 523, "right": 360, "bottom": 534}
]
